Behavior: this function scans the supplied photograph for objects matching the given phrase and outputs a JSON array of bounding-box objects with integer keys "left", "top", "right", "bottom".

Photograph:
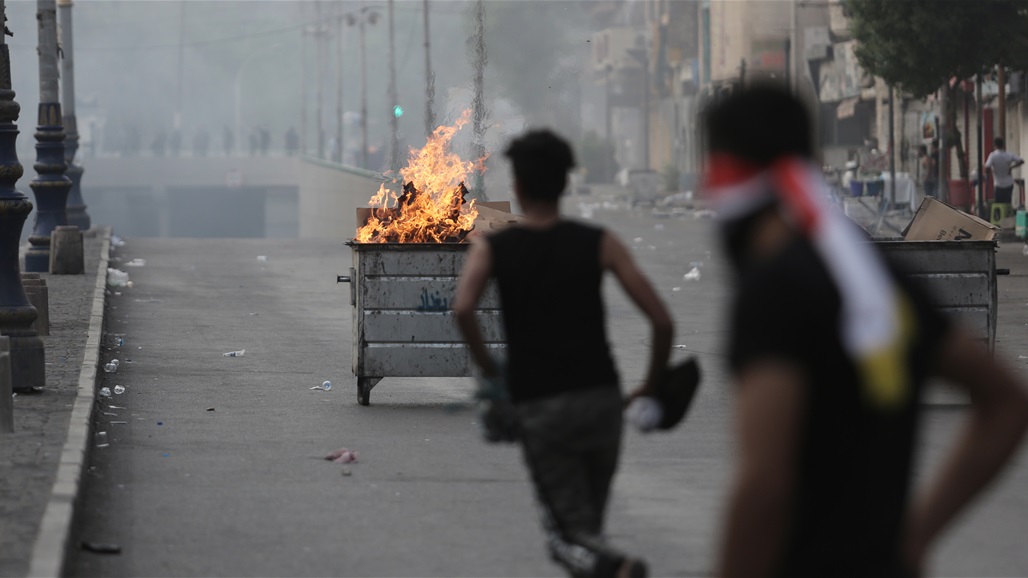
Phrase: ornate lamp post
[
  {"left": 24, "top": 0, "right": 71, "bottom": 272},
  {"left": 58, "top": 0, "right": 88, "bottom": 231},
  {"left": 0, "top": 1, "right": 46, "bottom": 392}
]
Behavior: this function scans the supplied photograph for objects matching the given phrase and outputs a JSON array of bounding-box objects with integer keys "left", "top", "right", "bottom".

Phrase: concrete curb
[{"left": 27, "top": 227, "right": 112, "bottom": 578}]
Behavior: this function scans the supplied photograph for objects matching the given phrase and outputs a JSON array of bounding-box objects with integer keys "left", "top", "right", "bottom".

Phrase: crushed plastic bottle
[
  {"left": 107, "top": 268, "right": 130, "bottom": 287},
  {"left": 103, "top": 362, "right": 117, "bottom": 373},
  {"left": 95, "top": 432, "right": 109, "bottom": 448},
  {"left": 125, "top": 258, "right": 146, "bottom": 267},
  {"left": 310, "top": 381, "right": 332, "bottom": 391},
  {"left": 683, "top": 267, "right": 701, "bottom": 281},
  {"left": 113, "top": 385, "right": 125, "bottom": 395},
  {"left": 223, "top": 349, "right": 246, "bottom": 357},
  {"left": 99, "top": 387, "right": 112, "bottom": 398}
]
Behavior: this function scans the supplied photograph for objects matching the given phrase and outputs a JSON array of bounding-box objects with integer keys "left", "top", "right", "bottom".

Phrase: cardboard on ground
[{"left": 903, "top": 197, "right": 999, "bottom": 241}]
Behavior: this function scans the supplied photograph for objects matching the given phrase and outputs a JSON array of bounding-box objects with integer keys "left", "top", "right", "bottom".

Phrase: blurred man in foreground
[
  {"left": 705, "top": 85, "right": 1028, "bottom": 578},
  {"left": 455, "top": 130, "right": 673, "bottom": 578}
]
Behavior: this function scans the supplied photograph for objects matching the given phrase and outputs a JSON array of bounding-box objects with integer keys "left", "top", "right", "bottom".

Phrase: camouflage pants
[{"left": 516, "top": 386, "right": 631, "bottom": 578}]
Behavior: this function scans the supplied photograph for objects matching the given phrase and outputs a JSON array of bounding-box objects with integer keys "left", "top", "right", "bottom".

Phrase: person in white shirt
[{"left": 985, "top": 137, "right": 1024, "bottom": 204}]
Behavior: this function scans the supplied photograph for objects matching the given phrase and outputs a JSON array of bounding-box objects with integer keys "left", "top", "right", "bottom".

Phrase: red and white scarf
[{"left": 705, "top": 154, "right": 914, "bottom": 409}]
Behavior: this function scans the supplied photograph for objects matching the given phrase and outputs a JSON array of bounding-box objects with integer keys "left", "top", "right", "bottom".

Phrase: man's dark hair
[
  {"left": 504, "top": 130, "right": 576, "bottom": 202},
  {"left": 995, "top": 137, "right": 1006, "bottom": 149},
  {"left": 704, "top": 83, "right": 813, "bottom": 166}
]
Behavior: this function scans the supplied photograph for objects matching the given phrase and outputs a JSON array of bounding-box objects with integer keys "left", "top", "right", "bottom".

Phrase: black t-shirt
[
  {"left": 728, "top": 237, "right": 950, "bottom": 578},
  {"left": 487, "top": 221, "right": 619, "bottom": 404}
]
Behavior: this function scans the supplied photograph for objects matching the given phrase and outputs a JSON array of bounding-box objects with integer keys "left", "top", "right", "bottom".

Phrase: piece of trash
[
  {"left": 673, "top": 344, "right": 688, "bottom": 349},
  {"left": 113, "top": 385, "right": 125, "bottom": 395},
  {"left": 324, "top": 447, "right": 359, "bottom": 464},
  {"left": 257, "top": 255, "right": 268, "bottom": 262},
  {"left": 206, "top": 407, "right": 215, "bottom": 412},
  {"left": 672, "top": 287, "right": 682, "bottom": 292},
  {"left": 99, "top": 387, "right": 111, "bottom": 398},
  {"left": 111, "top": 235, "right": 126, "bottom": 247},
  {"left": 341, "top": 469, "right": 353, "bottom": 477},
  {"left": 116, "top": 337, "right": 124, "bottom": 347},
  {"left": 162, "top": 452, "right": 170, "bottom": 457},
  {"left": 249, "top": 312, "right": 259, "bottom": 316},
  {"left": 125, "top": 258, "right": 146, "bottom": 267},
  {"left": 133, "top": 298, "right": 162, "bottom": 303},
  {"left": 110, "top": 405, "right": 125, "bottom": 409},
  {"left": 1023, "top": 244, "right": 1028, "bottom": 257},
  {"left": 95, "top": 432, "right": 109, "bottom": 447},
  {"left": 113, "top": 291, "right": 121, "bottom": 296},
  {"left": 80, "top": 541, "right": 121, "bottom": 554},
  {"left": 683, "top": 267, "right": 701, "bottom": 281},
  {"left": 110, "top": 421, "right": 127, "bottom": 425},
  {"left": 102, "top": 412, "right": 117, "bottom": 416},
  {"left": 1019, "top": 355, "right": 1028, "bottom": 360},
  {"left": 310, "top": 380, "right": 333, "bottom": 391},
  {"left": 223, "top": 349, "right": 245, "bottom": 357},
  {"left": 157, "top": 421, "right": 163, "bottom": 426},
  {"left": 107, "top": 268, "right": 130, "bottom": 287},
  {"left": 104, "top": 360, "right": 119, "bottom": 373},
  {"left": 632, "top": 237, "right": 643, "bottom": 243}
]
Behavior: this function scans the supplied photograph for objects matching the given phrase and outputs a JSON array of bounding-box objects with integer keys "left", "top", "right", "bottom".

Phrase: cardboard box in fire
[
  {"left": 354, "top": 201, "right": 523, "bottom": 240},
  {"left": 903, "top": 197, "right": 999, "bottom": 241}
]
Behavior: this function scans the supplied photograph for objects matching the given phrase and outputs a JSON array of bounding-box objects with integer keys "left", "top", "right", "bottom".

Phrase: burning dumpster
[{"left": 337, "top": 112, "right": 513, "bottom": 405}]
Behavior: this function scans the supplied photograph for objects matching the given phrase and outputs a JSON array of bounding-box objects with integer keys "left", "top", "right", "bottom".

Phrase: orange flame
[{"left": 355, "top": 110, "right": 485, "bottom": 243}]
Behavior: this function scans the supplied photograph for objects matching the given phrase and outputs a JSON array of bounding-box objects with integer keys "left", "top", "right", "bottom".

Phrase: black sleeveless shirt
[{"left": 486, "top": 221, "right": 619, "bottom": 403}]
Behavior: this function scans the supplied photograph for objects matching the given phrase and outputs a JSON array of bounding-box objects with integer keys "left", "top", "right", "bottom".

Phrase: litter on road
[
  {"left": 324, "top": 447, "right": 359, "bottom": 463},
  {"left": 310, "top": 380, "right": 332, "bottom": 391},
  {"left": 223, "top": 349, "right": 245, "bottom": 357},
  {"left": 683, "top": 267, "right": 701, "bottom": 281}
]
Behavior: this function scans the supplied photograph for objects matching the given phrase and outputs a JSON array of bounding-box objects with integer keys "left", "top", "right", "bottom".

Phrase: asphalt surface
[{"left": 60, "top": 191, "right": 1028, "bottom": 577}]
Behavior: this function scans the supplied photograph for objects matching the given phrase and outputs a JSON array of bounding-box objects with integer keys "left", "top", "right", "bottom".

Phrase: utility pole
[
  {"left": 998, "top": 65, "right": 1006, "bottom": 143},
  {"left": 316, "top": 0, "right": 325, "bottom": 160},
  {"left": 335, "top": 3, "right": 344, "bottom": 164},
  {"left": 0, "top": 0, "right": 47, "bottom": 394},
  {"left": 388, "top": 0, "right": 399, "bottom": 171},
  {"left": 888, "top": 84, "right": 896, "bottom": 210},
  {"left": 25, "top": 0, "right": 71, "bottom": 274},
  {"left": 938, "top": 84, "right": 947, "bottom": 203},
  {"left": 347, "top": 7, "right": 378, "bottom": 169},
  {"left": 300, "top": 4, "right": 308, "bottom": 156},
  {"left": 471, "top": 0, "right": 487, "bottom": 198},
  {"left": 627, "top": 47, "right": 650, "bottom": 170},
  {"left": 174, "top": 1, "right": 184, "bottom": 133},
  {"left": 423, "top": 0, "right": 435, "bottom": 138},
  {"left": 976, "top": 70, "right": 984, "bottom": 218},
  {"left": 58, "top": 0, "right": 89, "bottom": 231}
]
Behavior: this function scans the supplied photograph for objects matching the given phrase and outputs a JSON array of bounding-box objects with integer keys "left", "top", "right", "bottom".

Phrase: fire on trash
[{"left": 354, "top": 110, "right": 485, "bottom": 243}]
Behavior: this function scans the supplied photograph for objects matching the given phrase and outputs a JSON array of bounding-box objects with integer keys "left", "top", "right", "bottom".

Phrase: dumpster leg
[{"left": 357, "top": 377, "right": 381, "bottom": 406}]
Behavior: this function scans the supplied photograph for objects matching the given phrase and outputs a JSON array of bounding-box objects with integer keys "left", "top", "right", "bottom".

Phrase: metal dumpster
[
  {"left": 338, "top": 242, "right": 505, "bottom": 405},
  {"left": 877, "top": 240, "right": 1000, "bottom": 350}
]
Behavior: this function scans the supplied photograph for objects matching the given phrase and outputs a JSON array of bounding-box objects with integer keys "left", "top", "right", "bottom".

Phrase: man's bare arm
[
  {"left": 717, "top": 361, "right": 805, "bottom": 577},
  {"left": 601, "top": 231, "right": 673, "bottom": 400},
  {"left": 904, "top": 329, "right": 1028, "bottom": 567},
  {"left": 454, "top": 240, "right": 498, "bottom": 377}
]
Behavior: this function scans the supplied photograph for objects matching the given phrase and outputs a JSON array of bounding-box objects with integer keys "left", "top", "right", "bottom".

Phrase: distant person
[
  {"left": 704, "top": 84, "right": 1028, "bottom": 578},
  {"left": 285, "top": 127, "right": 299, "bottom": 156},
  {"left": 151, "top": 131, "right": 167, "bottom": 157},
  {"left": 259, "top": 125, "right": 270, "bottom": 156},
  {"left": 455, "top": 129, "right": 672, "bottom": 578},
  {"left": 168, "top": 129, "right": 182, "bottom": 157},
  {"left": 985, "top": 137, "right": 1024, "bottom": 205},
  {"left": 193, "top": 128, "right": 210, "bottom": 158},
  {"left": 223, "top": 125, "right": 234, "bottom": 157},
  {"left": 919, "top": 144, "right": 938, "bottom": 198}
]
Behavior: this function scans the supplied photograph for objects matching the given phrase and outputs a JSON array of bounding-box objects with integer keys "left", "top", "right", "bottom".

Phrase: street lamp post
[
  {"left": 423, "top": 0, "right": 435, "bottom": 138},
  {"left": 0, "top": 0, "right": 46, "bottom": 393},
  {"left": 25, "top": 0, "right": 72, "bottom": 273},
  {"left": 58, "top": 0, "right": 88, "bottom": 231},
  {"left": 387, "top": 0, "right": 399, "bottom": 171},
  {"left": 347, "top": 7, "right": 379, "bottom": 170},
  {"left": 335, "top": 4, "right": 344, "bottom": 164}
]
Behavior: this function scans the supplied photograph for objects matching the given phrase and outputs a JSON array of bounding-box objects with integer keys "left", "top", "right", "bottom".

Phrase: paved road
[{"left": 66, "top": 193, "right": 1028, "bottom": 577}]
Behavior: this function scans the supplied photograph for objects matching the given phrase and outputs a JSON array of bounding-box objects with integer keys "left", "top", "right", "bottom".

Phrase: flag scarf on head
[{"left": 705, "top": 153, "right": 915, "bottom": 409}]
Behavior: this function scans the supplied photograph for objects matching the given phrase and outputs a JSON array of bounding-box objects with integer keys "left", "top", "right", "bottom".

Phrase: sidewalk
[{"left": 0, "top": 229, "right": 110, "bottom": 578}]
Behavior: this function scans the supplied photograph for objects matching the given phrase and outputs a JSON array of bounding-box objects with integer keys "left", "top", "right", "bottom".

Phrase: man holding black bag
[{"left": 455, "top": 129, "right": 678, "bottom": 578}]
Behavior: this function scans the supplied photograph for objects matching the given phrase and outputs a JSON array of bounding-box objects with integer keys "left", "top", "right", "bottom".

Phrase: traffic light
[{"left": 393, "top": 105, "right": 404, "bottom": 118}]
